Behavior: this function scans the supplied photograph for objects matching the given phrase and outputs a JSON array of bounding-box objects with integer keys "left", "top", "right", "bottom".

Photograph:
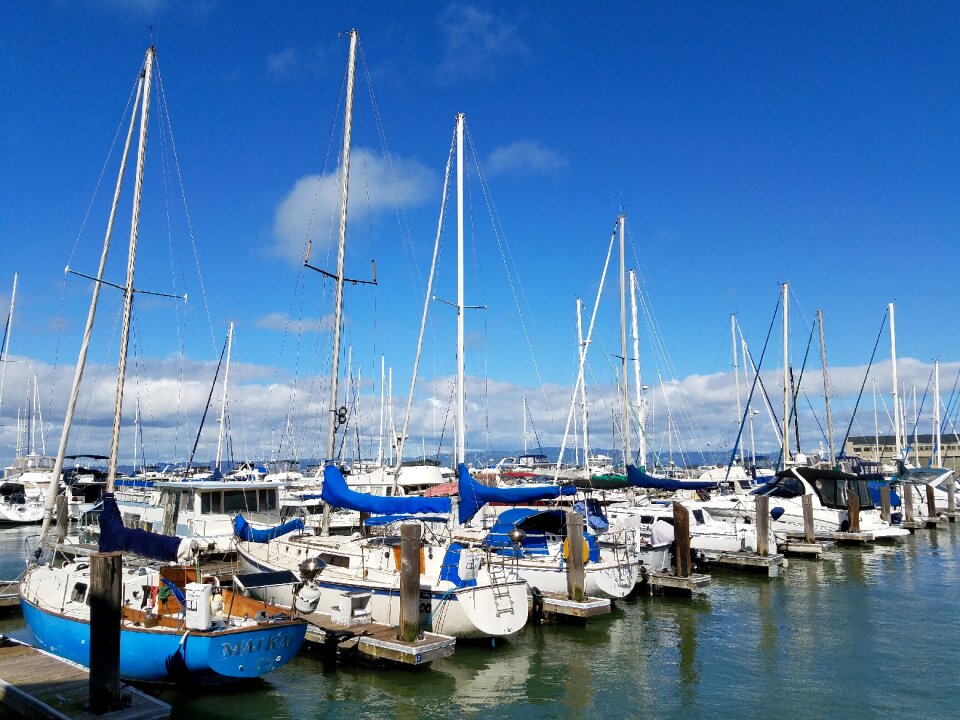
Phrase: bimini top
[
  {"left": 626, "top": 464, "right": 718, "bottom": 491},
  {"left": 321, "top": 464, "right": 451, "bottom": 518},
  {"left": 457, "top": 464, "right": 575, "bottom": 524}
]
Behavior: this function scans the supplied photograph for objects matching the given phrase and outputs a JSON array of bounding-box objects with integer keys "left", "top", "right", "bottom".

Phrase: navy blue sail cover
[
  {"left": 458, "top": 463, "right": 576, "bottom": 524},
  {"left": 626, "top": 464, "right": 718, "bottom": 491},
  {"left": 98, "top": 493, "right": 181, "bottom": 561},
  {"left": 321, "top": 465, "right": 452, "bottom": 516},
  {"left": 233, "top": 514, "right": 305, "bottom": 542}
]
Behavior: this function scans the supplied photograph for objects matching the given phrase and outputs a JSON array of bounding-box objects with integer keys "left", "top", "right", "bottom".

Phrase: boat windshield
[{"left": 751, "top": 476, "right": 805, "bottom": 499}]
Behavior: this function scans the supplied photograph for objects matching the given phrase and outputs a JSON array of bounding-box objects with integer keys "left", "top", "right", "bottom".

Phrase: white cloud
[
  {"left": 271, "top": 147, "right": 436, "bottom": 265},
  {"left": 437, "top": 3, "right": 531, "bottom": 80},
  {"left": 267, "top": 48, "right": 297, "bottom": 75},
  {"left": 486, "top": 140, "right": 568, "bottom": 177},
  {"left": 255, "top": 312, "right": 334, "bottom": 334}
]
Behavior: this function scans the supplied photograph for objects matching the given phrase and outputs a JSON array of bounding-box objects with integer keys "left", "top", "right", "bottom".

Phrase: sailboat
[{"left": 20, "top": 46, "right": 306, "bottom": 682}]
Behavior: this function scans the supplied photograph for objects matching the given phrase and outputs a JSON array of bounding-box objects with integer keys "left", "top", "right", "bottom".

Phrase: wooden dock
[
  {"left": 640, "top": 571, "right": 711, "bottom": 595},
  {"left": 301, "top": 612, "right": 455, "bottom": 667},
  {"left": 0, "top": 580, "right": 20, "bottom": 612},
  {"left": 779, "top": 540, "right": 831, "bottom": 558},
  {"left": 530, "top": 590, "right": 610, "bottom": 623},
  {"left": 702, "top": 552, "right": 786, "bottom": 577},
  {"left": 0, "top": 636, "right": 170, "bottom": 720}
]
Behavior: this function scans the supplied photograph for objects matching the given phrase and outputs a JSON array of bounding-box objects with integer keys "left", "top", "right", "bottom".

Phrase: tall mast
[
  {"left": 817, "top": 309, "right": 836, "bottom": 464},
  {"left": 455, "top": 112, "right": 466, "bottom": 466},
  {"left": 214, "top": 322, "right": 234, "bottom": 473},
  {"left": 782, "top": 282, "right": 789, "bottom": 466},
  {"left": 730, "top": 313, "right": 741, "bottom": 463},
  {"left": 743, "top": 335, "right": 757, "bottom": 467},
  {"left": 0, "top": 272, "right": 18, "bottom": 416},
  {"left": 377, "top": 355, "right": 384, "bottom": 466},
  {"left": 934, "top": 359, "right": 942, "bottom": 467},
  {"left": 630, "top": 270, "right": 645, "bottom": 470},
  {"left": 522, "top": 395, "right": 528, "bottom": 454},
  {"left": 576, "top": 297, "right": 590, "bottom": 468},
  {"left": 872, "top": 379, "right": 880, "bottom": 462},
  {"left": 105, "top": 47, "right": 154, "bottom": 493},
  {"left": 618, "top": 214, "right": 631, "bottom": 466},
  {"left": 889, "top": 303, "right": 902, "bottom": 458},
  {"left": 325, "top": 28, "right": 357, "bottom": 465}
]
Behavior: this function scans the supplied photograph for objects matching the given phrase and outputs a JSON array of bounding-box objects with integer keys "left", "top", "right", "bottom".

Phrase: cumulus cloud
[
  {"left": 486, "top": 140, "right": 568, "bottom": 177},
  {"left": 271, "top": 147, "right": 436, "bottom": 265},
  {"left": 437, "top": 3, "right": 531, "bottom": 80}
]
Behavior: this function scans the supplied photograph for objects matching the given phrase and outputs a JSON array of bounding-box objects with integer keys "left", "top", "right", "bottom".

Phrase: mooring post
[
  {"left": 879, "top": 486, "right": 891, "bottom": 523},
  {"left": 89, "top": 551, "right": 123, "bottom": 715},
  {"left": 55, "top": 494, "right": 69, "bottom": 544},
  {"left": 755, "top": 495, "right": 770, "bottom": 556},
  {"left": 947, "top": 481, "right": 956, "bottom": 519},
  {"left": 565, "top": 511, "right": 586, "bottom": 602},
  {"left": 847, "top": 488, "right": 861, "bottom": 533},
  {"left": 673, "top": 502, "right": 692, "bottom": 577},
  {"left": 398, "top": 522, "right": 421, "bottom": 642},
  {"left": 925, "top": 484, "right": 937, "bottom": 519},
  {"left": 801, "top": 494, "right": 815, "bottom": 543},
  {"left": 903, "top": 482, "right": 915, "bottom": 523}
]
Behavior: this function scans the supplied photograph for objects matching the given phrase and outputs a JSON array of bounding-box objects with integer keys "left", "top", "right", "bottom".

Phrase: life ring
[{"left": 562, "top": 537, "right": 590, "bottom": 563}]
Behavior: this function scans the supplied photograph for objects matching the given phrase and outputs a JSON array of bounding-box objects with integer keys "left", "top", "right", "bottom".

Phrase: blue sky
[{"left": 0, "top": 1, "right": 957, "bottom": 466}]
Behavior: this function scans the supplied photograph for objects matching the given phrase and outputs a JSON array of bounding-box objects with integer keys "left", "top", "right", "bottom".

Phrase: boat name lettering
[{"left": 221, "top": 632, "right": 292, "bottom": 658}]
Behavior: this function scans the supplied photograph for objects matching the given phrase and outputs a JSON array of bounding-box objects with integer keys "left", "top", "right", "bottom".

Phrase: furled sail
[
  {"left": 321, "top": 465, "right": 452, "bottom": 517},
  {"left": 233, "top": 514, "right": 305, "bottom": 542},
  {"left": 458, "top": 463, "right": 576, "bottom": 524},
  {"left": 98, "top": 493, "right": 183, "bottom": 561},
  {"left": 626, "top": 465, "right": 718, "bottom": 491}
]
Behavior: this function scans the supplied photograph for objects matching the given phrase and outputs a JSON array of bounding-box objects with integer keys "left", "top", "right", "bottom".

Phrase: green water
[{"left": 2, "top": 525, "right": 958, "bottom": 719}]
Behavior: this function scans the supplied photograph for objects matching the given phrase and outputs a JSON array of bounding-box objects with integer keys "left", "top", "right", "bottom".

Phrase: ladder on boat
[{"left": 487, "top": 561, "right": 515, "bottom": 617}]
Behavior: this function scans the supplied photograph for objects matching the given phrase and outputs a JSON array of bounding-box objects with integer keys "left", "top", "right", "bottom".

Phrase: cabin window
[
  {"left": 71, "top": 582, "right": 88, "bottom": 604},
  {"left": 257, "top": 489, "right": 277, "bottom": 512},
  {"left": 319, "top": 553, "right": 350, "bottom": 569},
  {"left": 201, "top": 492, "right": 223, "bottom": 515},
  {"left": 692, "top": 509, "right": 705, "bottom": 525},
  {"left": 223, "top": 489, "right": 258, "bottom": 513}
]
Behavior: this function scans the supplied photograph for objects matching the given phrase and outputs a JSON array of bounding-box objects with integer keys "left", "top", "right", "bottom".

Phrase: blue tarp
[
  {"left": 98, "top": 493, "right": 181, "bottom": 561},
  {"left": 574, "top": 498, "right": 609, "bottom": 531},
  {"left": 457, "top": 464, "right": 576, "bottom": 524},
  {"left": 233, "top": 514, "right": 305, "bottom": 542},
  {"left": 626, "top": 464, "right": 718, "bottom": 491},
  {"left": 485, "top": 507, "right": 600, "bottom": 562},
  {"left": 321, "top": 465, "right": 452, "bottom": 516}
]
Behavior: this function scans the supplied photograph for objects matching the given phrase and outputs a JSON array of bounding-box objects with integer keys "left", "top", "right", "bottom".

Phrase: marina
[{"left": 0, "top": 523, "right": 957, "bottom": 718}]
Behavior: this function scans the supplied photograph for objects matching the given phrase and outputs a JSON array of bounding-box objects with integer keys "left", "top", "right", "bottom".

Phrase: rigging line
[
  {"left": 186, "top": 332, "right": 228, "bottom": 472},
  {"left": 836, "top": 310, "right": 888, "bottom": 459},
  {"left": 463, "top": 124, "right": 552, "bottom": 416},
  {"left": 801, "top": 390, "right": 829, "bottom": 448},
  {"left": 725, "top": 293, "right": 781, "bottom": 478},
  {"left": 904, "top": 369, "right": 933, "bottom": 446},
  {"left": 737, "top": 320, "right": 784, "bottom": 445},
  {"left": 153, "top": 58, "right": 217, "bottom": 354},
  {"left": 775, "top": 315, "right": 818, "bottom": 468},
  {"left": 940, "top": 364, "right": 960, "bottom": 429}
]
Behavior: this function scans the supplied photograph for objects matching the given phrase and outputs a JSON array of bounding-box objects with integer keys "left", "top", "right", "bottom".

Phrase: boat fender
[
  {"left": 210, "top": 590, "right": 224, "bottom": 616},
  {"left": 770, "top": 507, "right": 785, "bottom": 521},
  {"left": 562, "top": 537, "right": 590, "bottom": 564}
]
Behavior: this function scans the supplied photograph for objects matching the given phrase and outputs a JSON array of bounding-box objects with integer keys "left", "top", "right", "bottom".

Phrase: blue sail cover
[
  {"left": 458, "top": 464, "right": 576, "bottom": 524},
  {"left": 626, "top": 465, "right": 718, "bottom": 491},
  {"left": 321, "top": 465, "right": 452, "bottom": 517},
  {"left": 98, "top": 493, "right": 181, "bottom": 561},
  {"left": 233, "top": 514, "right": 305, "bottom": 542}
]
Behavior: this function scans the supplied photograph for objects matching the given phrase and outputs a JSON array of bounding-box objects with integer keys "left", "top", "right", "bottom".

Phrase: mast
[
  {"left": 214, "top": 322, "right": 234, "bottom": 474},
  {"left": 105, "top": 47, "right": 155, "bottom": 494},
  {"left": 455, "top": 112, "right": 466, "bottom": 466},
  {"left": 618, "top": 214, "right": 631, "bottom": 466},
  {"left": 872, "top": 379, "right": 880, "bottom": 462},
  {"left": 320, "top": 29, "right": 357, "bottom": 534},
  {"left": 817, "top": 310, "right": 836, "bottom": 464},
  {"left": 934, "top": 360, "right": 942, "bottom": 467},
  {"left": 782, "top": 281, "right": 789, "bottom": 466},
  {"left": 576, "top": 297, "right": 590, "bottom": 468},
  {"left": 0, "top": 272, "right": 17, "bottom": 416},
  {"left": 889, "top": 303, "right": 902, "bottom": 458},
  {"left": 522, "top": 395, "right": 528, "bottom": 454},
  {"left": 377, "top": 355, "right": 384, "bottom": 466},
  {"left": 630, "top": 270, "right": 645, "bottom": 470},
  {"left": 730, "top": 313, "right": 741, "bottom": 463}
]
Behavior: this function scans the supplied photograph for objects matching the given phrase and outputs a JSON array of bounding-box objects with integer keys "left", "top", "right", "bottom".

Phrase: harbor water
[{"left": 1, "top": 524, "right": 957, "bottom": 719}]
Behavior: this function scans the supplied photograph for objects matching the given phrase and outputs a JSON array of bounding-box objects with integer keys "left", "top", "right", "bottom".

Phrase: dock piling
[
  {"left": 673, "top": 502, "right": 692, "bottom": 577},
  {"left": 398, "top": 523, "right": 421, "bottom": 643},
  {"left": 925, "top": 485, "right": 937, "bottom": 519},
  {"left": 802, "top": 494, "right": 815, "bottom": 543},
  {"left": 755, "top": 496, "right": 770, "bottom": 557},
  {"left": 903, "top": 483, "right": 915, "bottom": 523},
  {"left": 879, "top": 486, "right": 891, "bottom": 523},
  {"left": 56, "top": 495, "right": 68, "bottom": 544},
  {"left": 846, "top": 488, "right": 860, "bottom": 533},
  {"left": 89, "top": 551, "right": 123, "bottom": 715},
  {"left": 565, "top": 511, "right": 586, "bottom": 602}
]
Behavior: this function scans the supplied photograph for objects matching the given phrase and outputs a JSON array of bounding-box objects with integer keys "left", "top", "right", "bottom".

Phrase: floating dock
[
  {"left": 779, "top": 540, "right": 831, "bottom": 558},
  {"left": 0, "top": 580, "right": 19, "bottom": 611},
  {"left": 640, "top": 571, "right": 711, "bottom": 595},
  {"left": 702, "top": 552, "right": 786, "bottom": 577},
  {"left": 301, "top": 612, "right": 455, "bottom": 667},
  {"left": 530, "top": 590, "right": 610, "bottom": 623},
  {"left": 0, "top": 636, "right": 170, "bottom": 720}
]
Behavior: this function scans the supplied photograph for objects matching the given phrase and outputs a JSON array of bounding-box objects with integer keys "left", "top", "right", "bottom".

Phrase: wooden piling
[
  {"left": 755, "top": 496, "right": 770, "bottom": 557},
  {"left": 160, "top": 491, "right": 179, "bottom": 536},
  {"left": 879, "top": 486, "right": 891, "bottom": 523},
  {"left": 925, "top": 484, "right": 937, "bottom": 518},
  {"left": 55, "top": 494, "right": 69, "bottom": 544},
  {"left": 89, "top": 551, "right": 122, "bottom": 715},
  {"left": 565, "top": 511, "right": 586, "bottom": 602},
  {"left": 801, "top": 494, "right": 815, "bottom": 543},
  {"left": 673, "top": 502, "right": 692, "bottom": 577},
  {"left": 398, "top": 523, "right": 421, "bottom": 643},
  {"left": 846, "top": 488, "right": 860, "bottom": 533},
  {"left": 903, "top": 482, "right": 915, "bottom": 522},
  {"left": 948, "top": 481, "right": 956, "bottom": 514}
]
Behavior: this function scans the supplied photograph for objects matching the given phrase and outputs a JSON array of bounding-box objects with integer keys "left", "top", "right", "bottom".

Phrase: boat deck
[{"left": 0, "top": 636, "right": 170, "bottom": 720}]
